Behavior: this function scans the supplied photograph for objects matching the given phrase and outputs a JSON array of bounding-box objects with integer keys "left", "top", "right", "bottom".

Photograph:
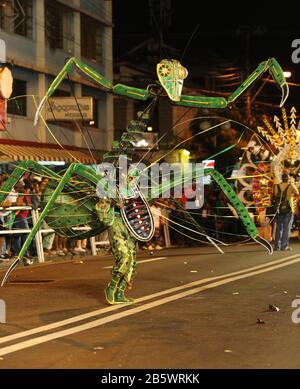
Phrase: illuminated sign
[
  {"left": 202, "top": 160, "right": 215, "bottom": 184},
  {"left": 44, "top": 97, "right": 93, "bottom": 121}
]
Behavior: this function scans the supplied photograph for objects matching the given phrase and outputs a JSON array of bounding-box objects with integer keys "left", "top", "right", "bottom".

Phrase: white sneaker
[
  {"left": 74, "top": 247, "right": 86, "bottom": 253},
  {"left": 155, "top": 245, "right": 163, "bottom": 250}
]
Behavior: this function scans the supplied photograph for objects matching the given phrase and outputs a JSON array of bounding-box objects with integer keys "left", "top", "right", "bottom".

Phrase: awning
[{"left": 0, "top": 143, "right": 98, "bottom": 164}]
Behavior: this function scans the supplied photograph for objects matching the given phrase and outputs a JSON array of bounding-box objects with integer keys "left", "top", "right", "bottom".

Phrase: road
[{"left": 0, "top": 241, "right": 300, "bottom": 369}]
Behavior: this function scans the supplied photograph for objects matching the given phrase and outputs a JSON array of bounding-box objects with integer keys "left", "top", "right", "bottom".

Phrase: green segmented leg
[
  {"left": 174, "top": 58, "right": 288, "bottom": 109},
  {"left": 228, "top": 58, "right": 288, "bottom": 107},
  {"left": 206, "top": 168, "right": 272, "bottom": 254},
  {"left": 149, "top": 166, "right": 272, "bottom": 254},
  {"left": 0, "top": 162, "right": 113, "bottom": 286},
  {"left": 34, "top": 57, "right": 150, "bottom": 125},
  {"left": 34, "top": 57, "right": 288, "bottom": 127}
]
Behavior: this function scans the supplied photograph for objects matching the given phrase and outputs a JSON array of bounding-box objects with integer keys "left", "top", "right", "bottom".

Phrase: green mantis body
[
  {"left": 1, "top": 55, "right": 286, "bottom": 302},
  {"left": 34, "top": 57, "right": 288, "bottom": 124}
]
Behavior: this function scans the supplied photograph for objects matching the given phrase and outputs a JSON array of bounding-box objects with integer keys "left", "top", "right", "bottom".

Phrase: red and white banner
[{"left": 202, "top": 159, "right": 215, "bottom": 169}]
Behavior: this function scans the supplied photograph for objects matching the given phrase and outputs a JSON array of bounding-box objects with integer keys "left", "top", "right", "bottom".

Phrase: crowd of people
[
  {"left": 2, "top": 165, "right": 300, "bottom": 264},
  {"left": 0, "top": 172, "right": 89, "bottom": 264}
]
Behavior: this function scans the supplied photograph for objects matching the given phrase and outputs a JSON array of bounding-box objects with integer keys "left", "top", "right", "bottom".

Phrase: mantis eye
[
  {"left": 158, "top": 63, "right": 171, "bottom": 77},
  {"left": 178, "top": 65, "right": 188, "bottom": 80}
]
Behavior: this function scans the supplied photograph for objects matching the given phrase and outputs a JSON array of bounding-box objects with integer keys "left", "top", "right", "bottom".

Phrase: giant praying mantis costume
[{"left": 0, "top": 57, "right": 288, "bottom": 304}]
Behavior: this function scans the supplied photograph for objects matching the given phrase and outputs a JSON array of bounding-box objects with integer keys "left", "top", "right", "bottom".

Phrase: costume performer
[{"left": 0, "top": 57, "right": 289, "bottom": 305}]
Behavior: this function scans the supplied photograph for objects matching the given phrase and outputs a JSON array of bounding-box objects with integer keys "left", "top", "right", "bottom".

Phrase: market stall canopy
[{"left": 0, "top": 140, "right": 102, "bottom": 164}]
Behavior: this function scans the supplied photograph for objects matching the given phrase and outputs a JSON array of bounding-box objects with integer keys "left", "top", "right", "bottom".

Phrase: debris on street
[{"left": 268, "top": 304, "right": 280, "bottom": 312}]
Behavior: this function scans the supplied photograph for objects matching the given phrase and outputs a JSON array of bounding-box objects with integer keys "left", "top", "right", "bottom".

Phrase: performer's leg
[
  {"left": 114, "top": 277, "right": 134, "bottom": 304},
  {"left": 105, "top": 214, "right": 136, "bottom": 304},
  {"left": 104, "top": 274, "right": 122, "bottom": 305}
]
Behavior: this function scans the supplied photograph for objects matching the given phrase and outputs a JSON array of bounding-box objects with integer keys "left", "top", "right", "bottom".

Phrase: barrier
[
  {"left": 0, "top": 205, "right": 171, "bottom": 264},
  {"left": 0, "top": 299, "right": 5, "bottom": 323},
  {"left": 0, "top": 206, "right": 108, "bottom": 263},
  {"left": 0, "top": 206, "right": 45, "bottom": 262}
]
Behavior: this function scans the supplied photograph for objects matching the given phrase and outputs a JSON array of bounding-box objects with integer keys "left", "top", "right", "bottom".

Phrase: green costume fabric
[
  {"left": 108, "top": 213, "right": 137, "bottom": 285},
  {"left": 95, "top": 198, "right": 115, "bottom": 227},
  {"left": 96, "top": 199, "right": 136, "bottom": 304}
]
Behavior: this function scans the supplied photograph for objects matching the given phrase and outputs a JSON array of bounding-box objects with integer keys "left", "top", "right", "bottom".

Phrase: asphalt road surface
[{"left": 1, "top": 241, "right": 300, "bottom": 369}]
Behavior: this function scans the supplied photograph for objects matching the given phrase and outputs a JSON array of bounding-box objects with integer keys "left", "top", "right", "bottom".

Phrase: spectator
[
  {"left": 18, "top": 171, "right": 31, "bottom": 187},
  {"left": 52, "top": 235, "right": 68, "bottom": 256},
  {"left": 23, "top": 183, "right": 37, "bottom": 258},
  {"left": 12, "top": 184, "right": 33, "bottom": 264},
  {"left": 0, "top": 204, "right": 10, "bottom": 261},
  {"left": 42, "top": 220, "right": 56, "bottom": 256},
  {"left": 273, "top": 172, "right": 299, "bottom": 251},
  {"left": 148, "top": 204, "right": 164, "bottom": 250},
  {"left": 0, "top": 177, "right": 18, "bottom": 260},
  {"left": 73, "top": 239, "right": 87, "bottom": 253}
]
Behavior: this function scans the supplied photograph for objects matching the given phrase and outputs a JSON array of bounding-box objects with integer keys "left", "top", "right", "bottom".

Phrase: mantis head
[{"left": 156, "top": 59, "right": 188, "bottom": 102}]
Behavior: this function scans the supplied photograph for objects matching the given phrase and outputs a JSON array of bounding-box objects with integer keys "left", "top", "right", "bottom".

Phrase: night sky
[
  {"left": 113, "top": 1, "right": 300, "bottom": 62},
  {"left": 112, "top": 1, "right": 300, "bottom": 106}
]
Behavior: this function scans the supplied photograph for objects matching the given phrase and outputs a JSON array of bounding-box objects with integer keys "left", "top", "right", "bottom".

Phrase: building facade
[{"left": 0, "top": 0, "right": 113, "bottom": 159}]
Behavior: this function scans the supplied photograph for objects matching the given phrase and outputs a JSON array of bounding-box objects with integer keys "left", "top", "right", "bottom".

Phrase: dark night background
[
  {"left": 112, "top": 1, "right": 300, "bottom": 109},
  {"left": 112, "top": 1, "right": 300, "bottom": 64}
]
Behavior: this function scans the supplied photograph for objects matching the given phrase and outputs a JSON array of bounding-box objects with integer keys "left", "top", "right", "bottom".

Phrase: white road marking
[
  {"left": 0, "top": 253, "right": 299, "bottom": 345},
  {"left": 1, "top": 254, "right": 300, "bottom": 357},
  {"left": 102, "top": 256, "right": 167, "bottom": 269}
]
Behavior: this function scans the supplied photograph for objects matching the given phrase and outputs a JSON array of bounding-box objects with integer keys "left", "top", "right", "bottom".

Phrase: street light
[{"left": 283, "top": 71, "right": 292, "bottom": 78}]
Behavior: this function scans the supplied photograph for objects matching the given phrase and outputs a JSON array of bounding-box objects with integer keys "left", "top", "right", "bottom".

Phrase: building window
[
  {"left": 45, "top": 0, "right": 73, "bottom": 52},
  {"left": 0, "top": 0, "right": 33, "bottom": 39},
  {"left": 7, "top": 79, "right": 27, "bottom": 116},
  {"left": 114, "top": 98, "right": 127, "bottom": 141},
  {"left": 81, "top": 14, "right": 104, "bottom": 64}
]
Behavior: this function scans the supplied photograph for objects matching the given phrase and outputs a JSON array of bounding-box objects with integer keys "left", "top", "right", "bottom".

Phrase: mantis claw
[
  {"left": 34, "top": 95, "right": 48, "bottom": 126},
  {"left": 268, "top": 57, "right": 289, "bottom": 107},
  {"left": 228, "top": 57, "right": 289, "bottom": 107},
  {"left": 279, "top": 83, "right": 289, "bottom": 108},
  {"left": 253, "top": 236, "right": 273, "bottom": 255}
]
